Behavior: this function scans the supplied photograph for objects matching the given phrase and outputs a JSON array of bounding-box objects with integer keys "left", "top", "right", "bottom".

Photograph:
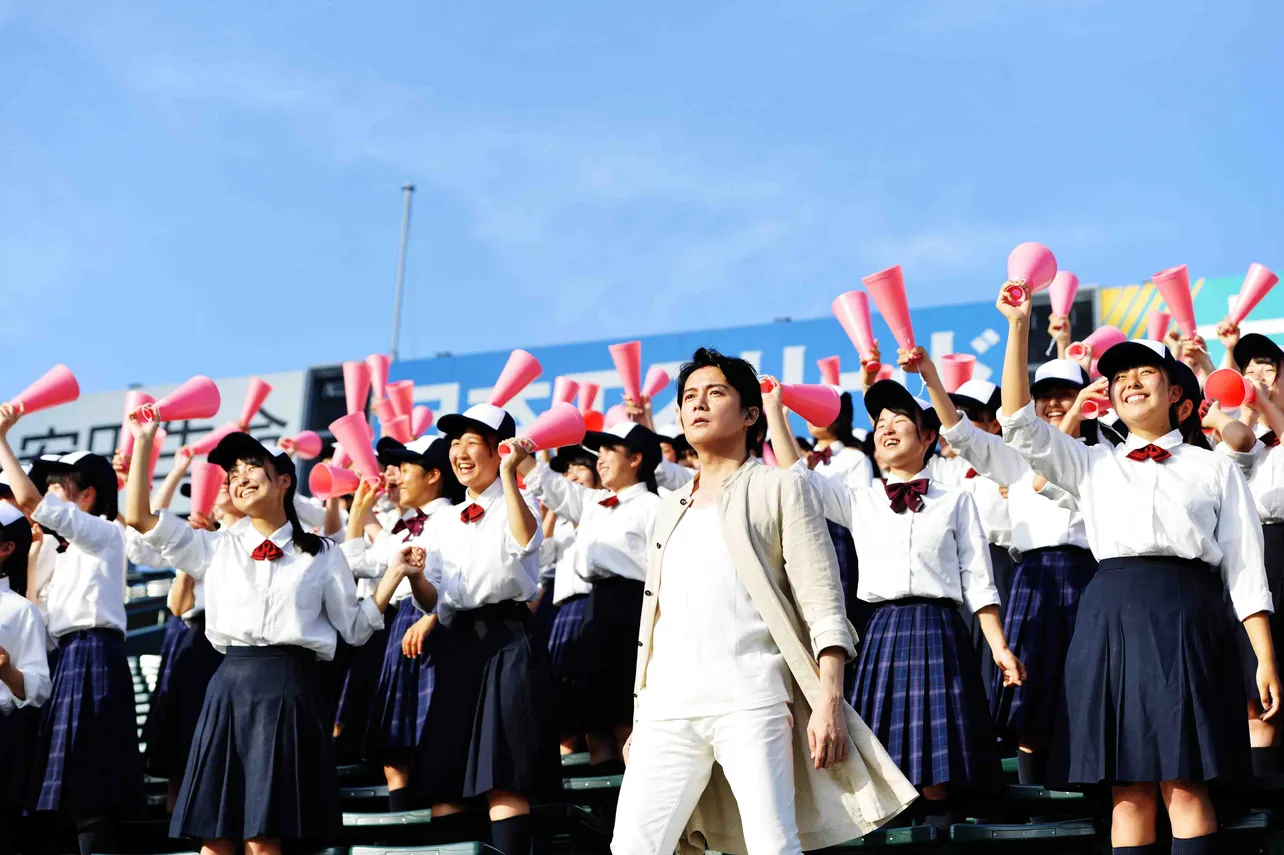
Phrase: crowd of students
[{"left": 0, "top": 277, "right": 1281, "bottom": 855}]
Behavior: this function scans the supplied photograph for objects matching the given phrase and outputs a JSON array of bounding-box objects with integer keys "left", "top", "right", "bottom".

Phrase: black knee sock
[
  {"left": 490, "top": 815, "right": 532, "bottom": 855},
  {"left": 387, "top": 787, "right": 417, "bottom": 812},
  {"left": 1170, "top": 833, "right": 1218, "bottom": 854},
  {"left": 1016, "top": 750, "right": 1047, "bottom": 786},
  {"left": 1252, "top": 746, "right": 1282, "bottom": 776},
  {"left": 76, "top": 820, "right": 117, "bottom": 855},
  {"left": 1112, "top": 846, "right": 1158, "bottom": 855}
]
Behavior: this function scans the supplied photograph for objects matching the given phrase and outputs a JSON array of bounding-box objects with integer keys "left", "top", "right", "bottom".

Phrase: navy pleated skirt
[
  {"left": 335, "top": 625, "right": 389, "bottom": 746},
  {"left": 1237, "top": 523, "right": 1284, "bottom": 701},
  {"left": 1048, "top": 557, "right": 1250, "bottom": 787},
  {"left": 578, "top": 576, "right": 644, "bottom": 732},
  {"left": 30, "top": 628, "right": 144, "bottom": 816},
  {"left": 991, "top": 546, "right": 1097, "bottom": 746},
  {"left": 142, "top": 616, "right": 191, "bottom": 766},
  {"left": 548, "top": 593, "right": 588, "bottom": 738},
  {"left": 145, "top": 615, "right": 224, "bottom": 780},
  {"left": 852, "top": 598, "right": 1000, "bottom": 790},
  {"left": 412, "top": 602, "right": 559, "bottom": 804},
  {"left": 170, "top": 646, "right": 341, "bottom": 843},
  {"left": 366, "top": 598, "right": 434, "bottom": 761},
  {"left": 1, "top": 706, "right": 40, "bottom": 808}
]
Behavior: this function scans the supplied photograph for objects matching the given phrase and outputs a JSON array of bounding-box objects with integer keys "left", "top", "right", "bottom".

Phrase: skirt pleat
[
  {"left": 1237, "top": 523, "right": 1284, "bottom": 700},
  {"left": 30, "top": 628, "right": 144, "bottom": 816},
  {"left": 367, "top": 598, "right": 434, "bottom": 759},
  {"left": 852, "top": 599, "right": 999, "bottom": 789},
  {"left": 548, "top": 594, "right": 588, "bottom": 738},
  {"left": 1049, "top": 557, "right": 1250, "bottom": 787},
  {"left": 141, "top": 616, "right": 191, "bottom": 765},
  {"left": 578, "top": 577, "right": 644, "bottom": 732},
  {"left": 991, "top": 546, "right": 1097, "bottom": 745},
  {"left": 170, "top": 646, "right": 341, "bottom": 842},
  {"left": 146, "top": 615, "right": 224, "bottom": 779}
]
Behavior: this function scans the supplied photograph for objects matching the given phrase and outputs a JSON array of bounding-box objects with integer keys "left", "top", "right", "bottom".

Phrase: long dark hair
[
  {"left": 828, "top": 393, "right": 858, "bottom": 447},
  {"left": 236, "top": 452, "right": 327, "bottom": 556}
]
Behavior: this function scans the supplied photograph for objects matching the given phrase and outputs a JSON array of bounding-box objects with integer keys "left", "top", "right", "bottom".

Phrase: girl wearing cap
[
  {"left": 340, "top": 436, "right": 463, "bottom": 808},
  {"left": 404, "top": 403, "right": 554, "bottom": 855},
  {"left": 765, "top": 373, "right": 1021, "bottom": 812},
  {"left": 516, "top": 421, "right": 662, "bottom": 773},
  {"left": 124, "top": 421, "right": 421, "bottom": 855},
  {"left": 997, "top": 290, "right": 1278, "bottom": 855},
  {"left": 0, "top": 500, "right": 47, "bottom": 855},
  {"left": 0, "top": 406, "right": 144, "bottom": 855},
  {"left": 920, "top": 355, "right": 1099, "bottom": 786}
]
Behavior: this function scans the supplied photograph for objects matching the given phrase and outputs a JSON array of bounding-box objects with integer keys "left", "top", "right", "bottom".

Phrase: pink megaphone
[
  {"left": 1048, "top": 271, "right": 1080, "bottom": 317},
  {"left": 387, "top": 380, "right": 415, "bottom": 419},
  {"left": 145, "top": 429, "right": 167, "bottom": 485},
  {"left": 939, "top": 354, "right": 977, "bottom": 393},
  {"left": 604, "top": 403, "right": 629, "bottom": 428},
  {"left": 760, "top": 378, "right": 842, "bottom": 427},
  {"left": 329, "top": 413, "right": 383, "bottom": 481},
  {"left": 1152, "top": 265, "right": 1197, "bottom": 339},
  {"left": 642, "top": 366, "right": 670, "bottom": 400},
  {"left": 489, "top": 349, "right": 543, "bottom": 407},
  {"left": 583, "top": 410, "right": 605, "bottom": 432},
  {"left": 578, "top": 383, "right": 601, "bottom": 414},
  {"left": 1146, "top": 310, "right": 1172, "bottom": 342},
  {"left": 1003, "top": 242, "right": 1058, "bottom": 306},
  {"left": 552, "top": 376, "right": 580, "bottom": 406},
  {"left": 186, "top": 422, "right": 242, "bottom": 456},
  {"left": 1205, "top": 369, "right": 1255, "bottom": 410},
  {"left": 411, "top": 405, "right": 433, "bottom": 437},
  {"left": 383, "top": 415, "right": 413, "bottom": 443},
  {"left": 9, "top": 364, "right": 80, "bottom": 416},
  {"left": 281, "top": 430, "right": 323, "bottom": 460},
  {"left": 609, "top": 341, "right": 643, "bottom": 402},
  {"left": 1080, "top": 398, "right": 1112, "bottom": 420},
  {"left": 832, "top": 290, "right": 880, "bottom": 371},
  {"left": 189, "top": 461, "right": 227, "bottom": 517},
  {"left": 875, "top": 364, "right": 895, "bottom": 382},
  {"left": 238, "top": 377, "right": 273, "bottom": 428},
  {"left": 762, "top": 440, "right": 778, "bottom": 467},
  {"left": 817, "top": 356, "right": 841, "bottom": 387},
  {"left": 119, "top": 390, "right": 156, "bottom": 459},
  {"left": 373, "top": 398, "right": 396, "bottom": 423},
  {"left": 331, "top": 442, "right": 351, "bottom": 469},
  {"left": 343, "top": 361, "right": 371, "bottom": 416},
  {"left": 861, "top": 265, "right": 915, "bottom": 350},
  {"left": 139, "top": 376, "right": 221, "bottom": 423},
  {"left": 501, "top": 402, "right": 587, "bottom": 457},
  {"left": 366, "top": 354, "right": 391, "bottom": 400},
  {"left": 1230, "top": 263, "right": 1280, "bottom": 325},
  {"left": 1068, "top": 326, "right": 1128, "bottom": 361},
  {"left": 309, "top": 463, "right": 361, "bottom": 500}
]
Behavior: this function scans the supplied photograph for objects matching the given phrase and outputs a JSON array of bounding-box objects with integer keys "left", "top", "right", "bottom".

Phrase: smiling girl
[{"left": 996, "top": 287, "right": 1280, "bottom": 855}]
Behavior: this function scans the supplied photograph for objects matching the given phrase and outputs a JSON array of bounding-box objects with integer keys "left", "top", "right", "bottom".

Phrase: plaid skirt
[
  {"left": 991, "top": 546, "right": 1097, "bottom": 746},
  {"left": 852, "top": 598, "right": 1000, "bottom": 790},
  {"left": 548, "top": 594, "right": 589, "bottom": 738},
  {"left": 30, "top": 628, "right": 145, "bottom": 817},
  {"left": 367, "top": 598, "right": 435, "bottom": 760}
]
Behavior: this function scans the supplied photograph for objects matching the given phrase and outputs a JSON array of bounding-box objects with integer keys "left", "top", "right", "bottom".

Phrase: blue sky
[{"left": 2, "top": 1, "right": 1281, "bottom": 392}]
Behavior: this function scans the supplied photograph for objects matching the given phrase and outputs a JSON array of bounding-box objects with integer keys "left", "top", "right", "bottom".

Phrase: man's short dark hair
[{"left": 676, "top": 348, "right": 765, "bottom": 457}]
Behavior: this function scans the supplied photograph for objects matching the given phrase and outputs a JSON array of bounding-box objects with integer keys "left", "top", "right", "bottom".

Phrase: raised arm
[
  {"left": 1205, "top": 402, "right": 1257, "bottom": 453},
  {"left": 497, "top": 443, "right": 541, "bottom": 552},
  {"left": 125, "top": 417, "right": 162, "bottom": 534},
  {"left": 521, "top": 459, "right": 595, "bottom": 524},
  {"left": 761, "top": 379, "right": 804, "bottom": 470},
  {"left": 997, "top": 283, "right": 1034, "bottom": 417},
  {"left": 151, "top": 447, "right": 193, "bottom": 511},
  {"left": 0, "top": 405, "right": 43, "bottom": 515}
]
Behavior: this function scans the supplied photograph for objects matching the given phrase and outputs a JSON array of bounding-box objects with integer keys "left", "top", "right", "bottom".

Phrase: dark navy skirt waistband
[
  {"left": 875, "top": 596, "right": 958, "bottom": 609},
  {"left": 57, "top": 626, "right": 125, "bottom": 643},
  {"left": 1097, "top": 555, "right": 1214, "bottom": 575},
  {"left": 1022, "top": 545, "right": 1093, "bottom": 559},
  {"left": 223, "top": 645, "right": 317, "bottom": 660},
  {"left": 454, "top": 600, "right": 532, "bottom": 623}
]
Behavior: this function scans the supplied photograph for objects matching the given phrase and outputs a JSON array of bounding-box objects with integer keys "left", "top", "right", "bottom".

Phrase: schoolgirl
[
  {"left": 996, "top": 290, "right": 1278, "bottom": 854},
  {"left": 764, "top": 375, "right": 1022, "bottom": 806},
  {"left": 124, "top": 425, "right": 419, "bottom": 855},
  {"left": 518, "top": 420, "right": 661, "bottom": 771}
]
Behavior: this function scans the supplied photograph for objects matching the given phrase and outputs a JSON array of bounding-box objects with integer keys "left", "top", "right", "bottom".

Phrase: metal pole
[{"left": 389, "top": 184, "right": 415, "bottom": 361}]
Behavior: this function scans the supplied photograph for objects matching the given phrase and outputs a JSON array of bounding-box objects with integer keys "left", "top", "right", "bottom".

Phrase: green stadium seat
[
  {"left": 349, "top": 846, "right": 500, "bottom": 855},
  {"left": 562, "top": 774, "right": 623, "bottom": 792},
  {"left": 950, "top": 819, "right": 1100, "bottom": 848},
  {"left": 343, "top": 810, "right": 434, "bottom": 828},
  {"left": 560, "top": 752, "right": 591, "bottom": 768},
  {"left": 816, "top": 825, "right": 941, "bottom": 851}
]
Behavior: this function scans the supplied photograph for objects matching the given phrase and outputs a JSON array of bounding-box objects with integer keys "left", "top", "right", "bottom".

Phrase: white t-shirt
[{"left": 637, "top": 506, "right": 791, "bottom": 720}]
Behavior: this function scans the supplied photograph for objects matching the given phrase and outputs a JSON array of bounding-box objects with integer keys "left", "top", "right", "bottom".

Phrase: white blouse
[
  {"left": 30, "top": 493, "right": 128, "bottom": 639},
  {"left": 0, "top": 578, "right": 51, "bottom": 713},
  {"left": 797, "top": 462, "right": 1000, "bottom": 614},
  {"left": 139, "top": 512, "right": 384, "bottom": 660},
  {"left": 929, "top": 452, "right": 1012, "bottom": 548},
  {"left": 525, "top": 462, "right": 659, "bottom": 584},
  {"left": 341, "top": 498, "right": 456, "bottom": 604},
  {"left": 813, "top": 442, "right": 877, "bottom": 491},
  {"left": 420, "top": 477, "right": 542, "bottom": 625},
  {"left": 1000, "top": 401, "right": 1272, "bottom": 620},
  {"left": 1220, "top": 424, "right": 1284, "bottom": 524},
  {"left": 539, "top": 517, "right": 591, "bottom": 605},
  {"left": 939, "top": 418, "right": 1089, "bottom": 553}
]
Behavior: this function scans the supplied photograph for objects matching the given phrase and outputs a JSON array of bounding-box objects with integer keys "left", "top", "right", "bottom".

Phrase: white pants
[{"left": 611, "top": 702, "right": 801, "bottom": 855}]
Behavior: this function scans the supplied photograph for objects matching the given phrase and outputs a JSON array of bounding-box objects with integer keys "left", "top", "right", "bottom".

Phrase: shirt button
[
  {"left": 637, "top": 640, "right": 643, "bottom": 647},
  {"left": 644, "top": 590, "right": 652, "bottom": 596},
  {"left": 679, "top": 498, "right": 687, "bottom": 505},
  {"left": 655, "top": 543, "right": 661, "bottom": 549}
]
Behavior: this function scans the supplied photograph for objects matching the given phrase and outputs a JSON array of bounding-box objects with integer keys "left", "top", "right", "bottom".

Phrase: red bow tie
[
  {"left": 965, "top": 468, "right": 978, "bottom": 479},
  {"left": 813, "top": 447, "right": 833, "bottom": 466},
  {"left": 460, "top": 504, "right": 485, "bottom": 524},
  {"left": 392, "top": 510, "right": 429, "bottom": 537},
  {"left": 885, "top": 479, "right": 929, "bottom": 514},
  {"left": 598, "top": 496, "right": 620, "bottom": 509},
  {"left": 1126, "top": 444, "right": 1172, "bottom": 463},
  {"left": 251, "top": 540, "right": 284, "bottom": 561},
  {"left": 1262, "top": 431, "right": 1280, "bottom": 448}
]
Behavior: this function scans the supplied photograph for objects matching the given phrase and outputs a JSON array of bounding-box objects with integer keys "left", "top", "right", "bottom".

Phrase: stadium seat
[
  {"left": 560, "top": 752, "right": 591, "bottom": 768},
  {"left": 350, "top": 847, "right": 501, "bottom": 855},
  {"left": 949, "top": 819, "right": 1101, "bottom": 853},
  {"left": 815, "top": 825, "right": 941, "bottom": 851}
]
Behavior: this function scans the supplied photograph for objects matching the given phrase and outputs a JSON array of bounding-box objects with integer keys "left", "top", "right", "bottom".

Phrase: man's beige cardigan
[{"left": 631, "top": 458, "right": 917, "bottom": 854}]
